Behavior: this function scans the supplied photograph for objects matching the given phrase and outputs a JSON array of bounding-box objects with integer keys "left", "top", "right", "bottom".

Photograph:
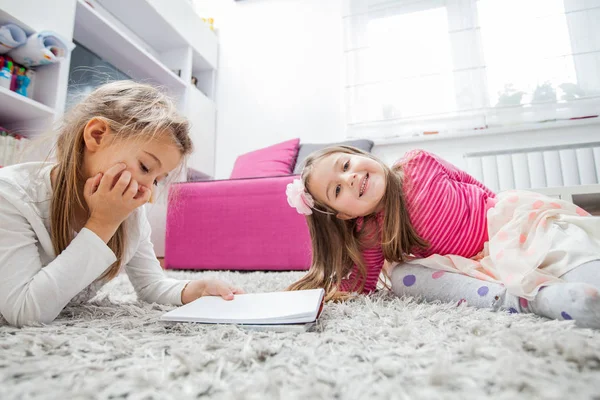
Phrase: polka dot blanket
[{"left": 407, "top": 190, "right": 600, "bottom": 300}]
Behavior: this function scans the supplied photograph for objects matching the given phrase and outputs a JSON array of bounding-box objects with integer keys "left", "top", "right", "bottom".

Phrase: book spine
[
  {"left": 2, "top": 135, "right": 11, "bottom": 167},
  {"left": 511, "top": 153, "right": 531, "bottom": 189},
  {"left": 496, "top": 154, "right": 515, "bottom": 191},
  {"left": 543, "top": 150, "right": 563, "bottom": 187},
  {"left": 559, "top": 149, "right": 581, "bottom": 186},
  {"left": 527, "top": 151, "right": 547, "bottom": 189},
  {"left": 14, "top": 136, "right": 24, "bottom": 165},
  {"left": 0, "top": 135, "right": 5, "bottom": 167},
  {"left": 7, "top": 136, "right": 16, "bottom": 166},
  {"left": 576, "top": 147, "right": 598, "bottom": 185}
]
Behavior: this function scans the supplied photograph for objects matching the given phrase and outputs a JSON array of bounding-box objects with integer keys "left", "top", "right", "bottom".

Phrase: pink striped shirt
[{"left": 340, "top": 150, "right": 496, "bottom": 293}]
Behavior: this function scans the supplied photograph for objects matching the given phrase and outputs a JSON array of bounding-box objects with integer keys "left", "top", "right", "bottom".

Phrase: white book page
[{"left": 161, "top": 289, "right": 325, "bottom": 324}]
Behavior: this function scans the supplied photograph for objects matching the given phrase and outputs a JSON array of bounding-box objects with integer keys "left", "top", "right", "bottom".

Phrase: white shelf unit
[
  {"left": 0, "top": 86, "right": 55, "bottom": 124},
  {"left": 94, "top": 0, "right": 218, "bottom": 101},
  {"left": 78, "top": 0, "right": 219, "bottom": 177},
  {"left": 72, "top": 0, "right": 219, "bottom": 256},
  {"left": 74, "top": 0, "right": 187, "bottom": 93},
  {"left": 0, "top": 3, "right": 71, "bottom": 143}
]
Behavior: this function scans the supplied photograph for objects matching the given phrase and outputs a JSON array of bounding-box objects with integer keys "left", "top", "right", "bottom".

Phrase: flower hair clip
[{"left": 286, "top": 179, "right": 333, "bottom": 216}]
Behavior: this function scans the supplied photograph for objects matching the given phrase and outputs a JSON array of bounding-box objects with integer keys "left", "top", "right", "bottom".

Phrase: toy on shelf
[
  {"left": 201, "top": 17, "right": 215, "bottom": 31},
  {"left": 0, "top": 22, "right": 75, "bottom": 67},
  {"left": 0, "top": 57, "right": 11, "bottom": 89},
  {"left": 0, "top": 24, "right": 27, "bottom": 54},
  {"left": 0, "top": 55, "right": 34, "bottom": 97},
  {"left": 9, "top": 31, "right": 74, "bottom": 67},
  {"left": 15, "top": 67, "right": 31, "bottom": 96},
  {"left": 0, "top": 22, "right": 68, "bottom": 100}
]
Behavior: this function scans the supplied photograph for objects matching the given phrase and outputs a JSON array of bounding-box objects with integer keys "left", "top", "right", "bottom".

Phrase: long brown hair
[
  {"left": 287, "top": 146, "right": 427, "bottom": 301},
  {"left": 51, "top": 80, "right": 192, "bottom": 280}
]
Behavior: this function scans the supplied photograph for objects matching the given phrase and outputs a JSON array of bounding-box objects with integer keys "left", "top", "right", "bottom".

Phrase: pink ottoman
[{"left": 164, "top": 175, "right": 312, "bottom": 271}]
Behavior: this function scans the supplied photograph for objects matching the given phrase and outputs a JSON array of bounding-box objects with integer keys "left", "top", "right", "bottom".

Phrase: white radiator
[{"left": 464, "top": 142, "right": 600, "bottom": 194}]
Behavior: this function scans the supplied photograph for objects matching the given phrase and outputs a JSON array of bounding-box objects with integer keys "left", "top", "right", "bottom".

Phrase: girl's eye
[
  {"left": 140, "top": 162, "right": 149, "bottom": 173},
  {"left": 343, "top": 161, "right": 349, "bottom": 172},
  {"left": 335, "top": 185, "right": 341, "bottom": 197}
]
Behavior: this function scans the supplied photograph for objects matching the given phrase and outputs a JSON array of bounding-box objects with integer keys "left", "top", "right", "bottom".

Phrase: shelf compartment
[
  {"left": 0, "top": 87, "right": 55, "bottom": 125},
  {"left": 96, "top": 0, "right": 217, "bottom": 70},
  {"left": 95, "top": 0, "right": 187, "bottom": 52},
  {"left": 74, "top": 0, "right": 187, "bottom": 90}
]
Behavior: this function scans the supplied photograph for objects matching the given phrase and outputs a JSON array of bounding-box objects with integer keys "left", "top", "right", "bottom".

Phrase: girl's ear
[
  {"left": 83, "top": 118, "right": 111, "bottom": 153},
  {"left": 336, "top": 212, "right": 354, "bottom": 220}
]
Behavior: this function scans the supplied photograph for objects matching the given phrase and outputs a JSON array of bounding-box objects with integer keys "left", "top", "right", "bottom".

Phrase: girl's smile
[{"left": 308, "top": 153, "right": 386, "bottom": 219}]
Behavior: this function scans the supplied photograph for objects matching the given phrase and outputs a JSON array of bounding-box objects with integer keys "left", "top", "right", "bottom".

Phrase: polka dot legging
[{"left": 390, "top": 260, "right": 600, "bottom": 329}]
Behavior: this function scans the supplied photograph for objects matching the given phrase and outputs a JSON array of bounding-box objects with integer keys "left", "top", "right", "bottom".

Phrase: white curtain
[{"left": 344, "top": 0, "right": 600, "bottom": 140}]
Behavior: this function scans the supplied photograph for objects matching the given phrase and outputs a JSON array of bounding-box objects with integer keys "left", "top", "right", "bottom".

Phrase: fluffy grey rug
[{"left": 1, "top": 270, "right": 600, "bottom": 400}]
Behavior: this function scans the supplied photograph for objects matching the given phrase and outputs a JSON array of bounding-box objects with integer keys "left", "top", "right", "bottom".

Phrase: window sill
[{"left": 365, "top": 117, "right": 600, "bottom": 146}]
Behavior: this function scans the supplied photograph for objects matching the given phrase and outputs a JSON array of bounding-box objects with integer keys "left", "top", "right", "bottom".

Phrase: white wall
[{"left": 195, "top": 0, "right": 346, "bottom": 178}]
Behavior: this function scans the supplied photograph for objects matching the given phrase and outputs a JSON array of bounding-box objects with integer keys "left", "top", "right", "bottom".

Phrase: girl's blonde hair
[
  {"left": 287, "top": 146, "right": 427, "bottom": 301},
  {"left": 51, "top": 80, "right": 192, "bottom": 281}
]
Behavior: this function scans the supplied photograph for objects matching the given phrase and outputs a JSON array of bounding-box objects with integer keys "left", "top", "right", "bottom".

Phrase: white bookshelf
[
  {"left": 96, "top": 0, "right": 217, "bottom": 70},
  {"left": 0, "top": 2, "right": 70, "bottom": 141},
  {"left": 74, "top": 0, "right": 187, "bottom": 92},
  {"left": 95, "top": 0, "right": 189, "bottom": 52},
  {"left": 0, "top": 87, "right": 55, "bottom": 125},
  {"left": 0, "top": 0, "right": 219, "bottom": 256}
]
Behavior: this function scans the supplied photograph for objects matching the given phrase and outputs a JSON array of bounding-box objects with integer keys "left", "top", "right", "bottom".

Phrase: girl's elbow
[
  {"left": 2, "top": 304, "right": 54, "bottom": 328},
  {"left": 136, "top": 288, "right": 162, "bottom": 305}
]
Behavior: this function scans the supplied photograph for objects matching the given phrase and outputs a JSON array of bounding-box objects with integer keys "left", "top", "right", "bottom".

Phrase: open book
[{"left": 160, "top": 288, "right": 325, "bottom": 325}]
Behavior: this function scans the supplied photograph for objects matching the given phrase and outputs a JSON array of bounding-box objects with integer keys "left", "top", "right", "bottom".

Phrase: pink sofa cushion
[
  {"left": 165, "top": 175, "right": 312, "bottom": 271},
  {"left": 230, "top": 138, "right": 300, "bottom": 179}
]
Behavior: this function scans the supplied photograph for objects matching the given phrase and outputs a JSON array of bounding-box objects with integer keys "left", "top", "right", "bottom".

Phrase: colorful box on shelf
[{"left": 0, "top": 55, "right": 35, "bottom": 99}]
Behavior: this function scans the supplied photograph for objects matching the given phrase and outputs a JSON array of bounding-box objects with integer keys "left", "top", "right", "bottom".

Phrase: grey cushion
[{"left": 293, "top": 139, "right": 374, "bottom": 174}]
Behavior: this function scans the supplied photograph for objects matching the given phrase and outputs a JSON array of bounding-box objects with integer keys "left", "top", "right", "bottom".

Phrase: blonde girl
[
  {"left": 0, "top": 81, "right": 242, "bottom": 327},
  {"left": 287, "top": 146, "right": 600, "bottom": 328}
]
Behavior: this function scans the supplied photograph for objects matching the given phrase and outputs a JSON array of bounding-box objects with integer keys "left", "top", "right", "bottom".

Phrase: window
[
  {"left": 66, "top": 41, "right": 130, "bottom": 111},
  {"left": 344, "top": 0, "right": 600, "bottom": 140}
]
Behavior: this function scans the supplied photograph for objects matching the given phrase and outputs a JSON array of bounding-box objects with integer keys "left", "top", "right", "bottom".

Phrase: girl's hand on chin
[{"left": 83, "top": 163, "right": 151, "bottom": 242}]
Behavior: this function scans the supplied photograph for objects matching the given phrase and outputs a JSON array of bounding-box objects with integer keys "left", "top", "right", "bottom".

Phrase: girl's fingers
[
  {"left": 98, "top": 163, "right": 127, "bottom": 193},
  {"left": 125, "top": 179, "right": 138, "bottom": 197},
  {"left": 113, "top": 170, "right": 131, "bottom": 193},
  {"left": 219, "top": 285, "right": 235, "bottom": 300},
  {"left": 93, "top": 172, "right": 103, "bottom": 191},
  {"left": 231, "top": 287, "right": 245, "bottom": 294},
  {"left": 133, "top": 186, "right": 152, "bottom": 205},
  {"left": 84, "top": 173, "right": 102, "bottom": 197}
]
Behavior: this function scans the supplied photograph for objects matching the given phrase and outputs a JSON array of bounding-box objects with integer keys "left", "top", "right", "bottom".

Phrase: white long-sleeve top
[{"left": 0, "top": 162, "right": 188, "bottom": 327}]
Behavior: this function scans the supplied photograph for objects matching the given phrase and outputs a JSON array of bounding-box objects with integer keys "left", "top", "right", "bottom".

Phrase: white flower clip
[
  {"left": 286, "top": 178, "right": 334, "bottom": 216},
  {"left": 286, "top": 179, "right": 315, "bottom": 215}
]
